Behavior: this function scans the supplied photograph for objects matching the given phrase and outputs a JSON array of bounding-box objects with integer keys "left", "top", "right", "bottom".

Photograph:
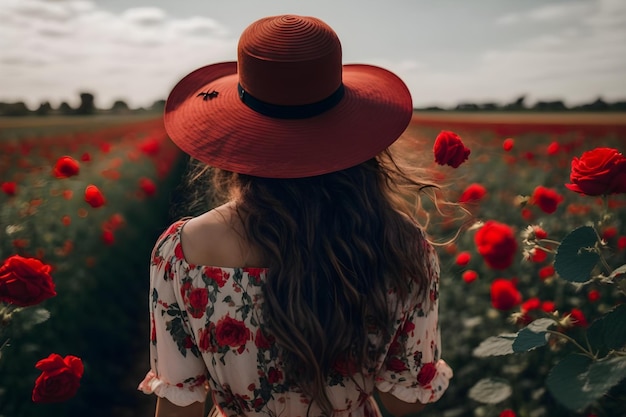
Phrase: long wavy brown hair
[{"left": 187, "top": 149, "right": 440, "bottom": 415}]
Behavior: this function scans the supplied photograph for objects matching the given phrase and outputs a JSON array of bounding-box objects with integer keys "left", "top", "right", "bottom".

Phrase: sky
[{"left": 1, "top": 0, "right": 625, "bottom": 109}]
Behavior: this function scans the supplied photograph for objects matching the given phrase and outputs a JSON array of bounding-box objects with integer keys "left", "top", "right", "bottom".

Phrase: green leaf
[
  {"left": 547, "top": 354, "right": 626, "bottom": 412},
  {"left": 468, "top": 378, "right": 512, "bottom": 404},
  {"left": 473, "top": 334, "right": 516, "bottom": 357},
  {"left": 21, "top": 308, "right": 51, "bottom": 331},
  {"left": 554, "top": 226, "right": 600, "bottom": 283},
  {"left": 527, "top": 318, "right": 556, "bottom": 332},
  {"left": 513, "top": 328, "right": 548, "bottom": 352},
  {"left": 546, "top": 354, "right": 592, "bottom": 411},
  {"left": 601, "top": 304, "right": 626, "bottom": 350}
]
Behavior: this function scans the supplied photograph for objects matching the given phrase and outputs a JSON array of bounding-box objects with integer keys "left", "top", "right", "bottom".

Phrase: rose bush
[
  {"left": 412, "top": 124, "right": 625, "bottom": 417},
  {"left": 0, "top": 118, "right": 185, "bottom": 416}
]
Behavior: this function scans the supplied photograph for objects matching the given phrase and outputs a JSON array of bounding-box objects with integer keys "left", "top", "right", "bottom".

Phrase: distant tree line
[
  {"left": 1, "top": 92, "right": 625, "bottom": 116},
  {"left": 417, "top": 95, "right": 626, "bottom": 112},
  {"left": 0, "top": 92, "right": 166, "bottom": 117}
]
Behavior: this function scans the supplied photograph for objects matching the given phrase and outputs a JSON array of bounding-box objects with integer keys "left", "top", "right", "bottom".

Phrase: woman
[{"left": 139, "top": 14, "right": 452, "bottom": 417}]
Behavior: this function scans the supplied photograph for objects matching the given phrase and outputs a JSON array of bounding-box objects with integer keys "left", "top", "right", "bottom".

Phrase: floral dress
[{"left": 139, "top": 219, "right": 452, "bottom": 417}]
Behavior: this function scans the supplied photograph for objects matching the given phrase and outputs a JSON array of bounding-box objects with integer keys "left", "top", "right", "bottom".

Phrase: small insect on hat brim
[{"left": 164, "top": 15, "right": 413, "bottom": 178}]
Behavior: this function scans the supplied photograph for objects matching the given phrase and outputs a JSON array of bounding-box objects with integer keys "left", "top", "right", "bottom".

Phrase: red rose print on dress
[
  {"left": 204, "top": 266, "right": 230, "bottom": 287},
  {"left": 32, "top": 353, "right": 84, "bottom": 403},
  {"left": 188, "top": 287, "right": 209, "bottom": 318},
  {"left": 565, "top": 147, "right": 626, "bottom": 196},
  {"left": 433, "top": 130, "right": 471, "bottom": 168},
  {"left": 0, "top": 255, "right": 56, "bottom": 307},
  {"left": 387, "top": 357, "right": 408, "bottom": 372},
  {"left": 254, "top": 328, "right": 274, "bottom": 350},
  {"left": 267, "top": 367, "right": 283, "bottom": 384},
  {"left": 198, "top": 322, "right": 217, "bottom": 352},
  {"left": 474, "top": 221, "right": 518, "bottom": 270},
  {"left": 216, "top": 315, "right": 251, "bottom": 351},
  {"left": 416, "top": 362, "right": 437, "bottom": 386}
]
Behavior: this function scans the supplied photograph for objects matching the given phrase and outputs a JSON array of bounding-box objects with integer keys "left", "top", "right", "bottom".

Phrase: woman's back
[{"left": 141, "top": 212, "right": 451, "bottom": 416}]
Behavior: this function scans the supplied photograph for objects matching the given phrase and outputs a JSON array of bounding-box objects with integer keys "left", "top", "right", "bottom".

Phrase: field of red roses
[
  {"left": 0, "top": 116, "right": 186, "bottom": 417},
  {"left": 1, "top": 113, "right": 625, "bottom": 417},
  {"left": 397, "top": 114, "right": 626, "bottom": 417}
]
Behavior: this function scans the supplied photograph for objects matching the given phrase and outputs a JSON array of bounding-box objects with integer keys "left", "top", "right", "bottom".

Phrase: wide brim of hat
[{"left": 164, "top": 61, "right": 413, "bottom": 178}]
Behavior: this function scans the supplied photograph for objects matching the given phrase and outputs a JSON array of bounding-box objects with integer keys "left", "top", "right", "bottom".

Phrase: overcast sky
[{"left": 1, "top": 0, "right": 625, "bottom": 109}]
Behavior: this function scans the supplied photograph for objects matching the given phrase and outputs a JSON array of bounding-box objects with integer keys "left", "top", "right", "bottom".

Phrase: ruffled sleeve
[
  {"left": 138, "top": 220, "right": 209, "bottom": 406},
  {"left": 375, "top": 240, "right": 453, "bottom": 404}
]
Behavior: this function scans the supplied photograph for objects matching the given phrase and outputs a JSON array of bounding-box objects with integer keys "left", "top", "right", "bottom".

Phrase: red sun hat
[{"left": 164, "top": 14, "right": 413, "bottom": 178}]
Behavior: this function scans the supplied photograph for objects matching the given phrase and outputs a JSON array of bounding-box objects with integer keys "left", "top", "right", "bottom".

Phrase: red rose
[
  {"left": 0, "top": 255, "right": 56, "bottom": 307},
  {"left": 521, "top": 297, "right": 541, "bottom": 313},
  {"left": 541, "top": 301, "right": 555, "bottom": 313},
  {"left": 565, "top": 147, "right": 626, "bottom": 196},
  {"left": 188, "top": 287, "right": 209, "bottom": 318},
  {"left": 455, "top": 252, "right": 471, "bottom": 266},
  {"left": 1, "top": 181, "right": 17, "bottom": 196},
  {"left": 459, "top": 183, "right": 487, "bottom": 203},
  {"left": 32, "top": 354, "right": 83, "bottom": 403},
  {"left": 530, "top": 186, "right": 563, "bottom": 214},
  {"left": 215, "top": 315, "right": 250, "bottom": 348},
  {"left": 416, "top": 362, "right": 437, "bottom": 386},
  {"left": 474, "top": 221, "right": 518, "bottom": 270},
  {"left": 547, "top": 141, "right": 560, "bottom": 155},
  {"left": 490, "top": 279, "right": 521, "bottom": 311},
  {"left": 539, "top": 265, "right": 555, "bottom": 281},
  {"left": 462, "top": 270, "right": 478, "bottom": 284},
  {"left": 139, "top": 177, "right": 157, "bottom": 196},
  {"left": 433, "top": 131, "right": 470, "bottom": 168},
  {"left": 53, "top": 156, "right": 80, "bottom": 178},
  {"left": 139, "top": 137, "right": 160, "bottom": 155},
  {"left": 567, "top": 308, "right": 588, "bottom": 328},
  {"left": 84, "top": 185, "right": 105, "bottom": 208},
  {"left": 502, "top": 138, "right": 514, "bottom": 152}
]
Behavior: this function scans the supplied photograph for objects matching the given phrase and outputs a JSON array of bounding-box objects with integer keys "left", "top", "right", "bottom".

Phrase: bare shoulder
[{"left": 180, "top": 203, "right": 263, "bottom": 267}]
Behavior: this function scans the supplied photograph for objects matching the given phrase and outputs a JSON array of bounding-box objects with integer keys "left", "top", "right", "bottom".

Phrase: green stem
[
  {"left": 545, "top": 330, "right": 596, "bottom": 359},
  {"left": 535, "top": 245, "right": 558, "bottom": 254},
  {"left": 596, "top": 249, "right": 613, "bottom": 276},
  {"left": 538, "top": 238, "right": 562, "bottom": 247}
]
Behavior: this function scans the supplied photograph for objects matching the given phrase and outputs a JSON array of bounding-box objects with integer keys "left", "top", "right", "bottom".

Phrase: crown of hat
[{"left": 237, "top": 15, "right": 343, "bottom": 106}]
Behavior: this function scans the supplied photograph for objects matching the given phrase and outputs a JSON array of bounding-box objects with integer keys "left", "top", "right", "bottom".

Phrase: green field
[{"left": 1, "top": 113, "right": 625, "bottom": 417}]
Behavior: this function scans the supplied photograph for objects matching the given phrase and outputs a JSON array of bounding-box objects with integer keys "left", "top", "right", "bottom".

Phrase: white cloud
[
  {"left": 397, "top": 0, "right": 626, "bottom": 107},
  {"left": 496, "top": 1, "right": 592, "bottom": 26},
  {"left": 0, "top": 0, "right": 235, "bottom": 108}
]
